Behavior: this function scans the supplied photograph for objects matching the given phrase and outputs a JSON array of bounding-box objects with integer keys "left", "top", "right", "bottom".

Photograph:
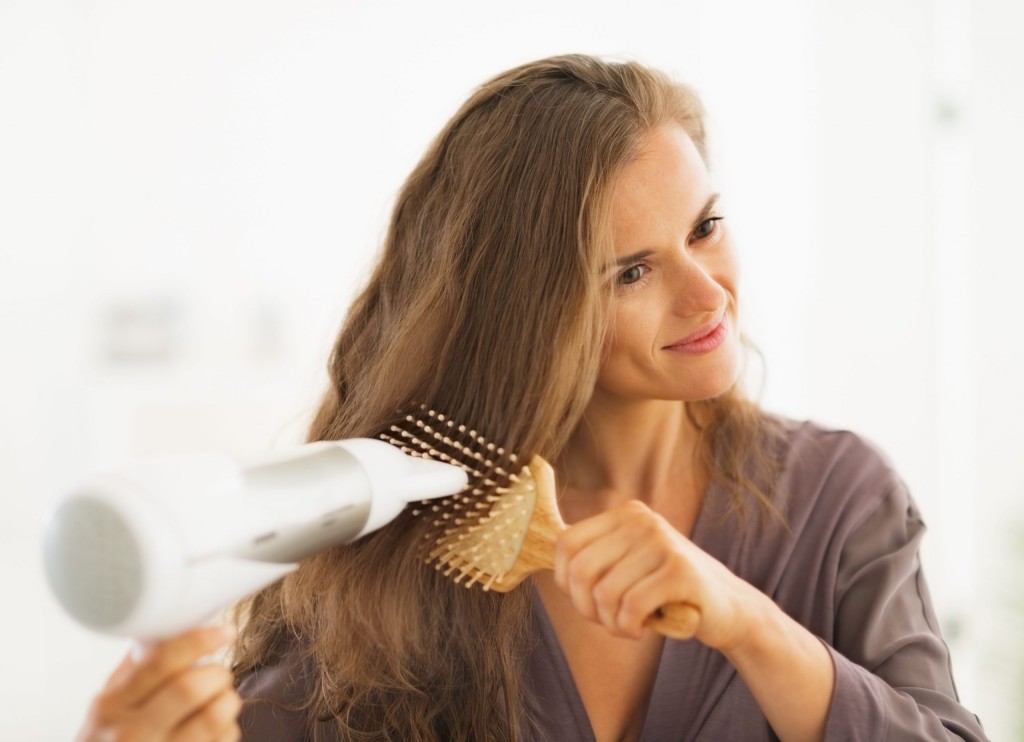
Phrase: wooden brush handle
[{"left": 642, "top": 602, "right": 702, "bottom": 640}]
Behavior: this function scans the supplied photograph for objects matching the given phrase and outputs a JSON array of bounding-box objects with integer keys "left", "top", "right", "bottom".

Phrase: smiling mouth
[{"left": 663, "top": 314, "right": 729, "bottom": 355}]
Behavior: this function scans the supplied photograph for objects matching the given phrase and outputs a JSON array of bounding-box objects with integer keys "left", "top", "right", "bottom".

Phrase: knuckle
[
  {"left": 177, "top": 711, "right": 219, "bottom": 741},
  {"left": 141, "top": 648, "right": 174, "bottom": 679},
  {"left": 556, "top": 530, "right": 581, "bottom": 557},
  {"left": 625, "top": 507, "right": 665, "bottom": 538},
  {"left": 592, "top": 580, "right": 616, "bottom": 605},
  {"left": 203, "top": 691, "right": 243, "bottom": 733},
  {"left": 168, "top": 674, "right": 205, "bottom": 708},
  {"left": 210, "top": 664, "right": 234, "bottom": 687},
  {"left": 641, "top": 520, "right": 679, "bottom": 554},
  {"left": 196, "top": 709, "right": 223, "bottom": 737},
  {"left": 661, "top": 554, "right": 689, "bottom": 582},
  {"left": 566, "top": 559, "right": 596, "bottom": 589},
  {"left": 632, "top": 518, "right": 661, "bottom": 541},
  {"left": 621, "top": 499, "right": 650, "bottom": 517},
  {"left": 619, "top": 591, "right": 646, "bottom": 620}
]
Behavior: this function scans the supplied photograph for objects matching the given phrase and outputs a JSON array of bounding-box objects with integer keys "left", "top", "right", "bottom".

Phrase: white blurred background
[{"left": 2, "top": 0, "right": 1022, "bottom": 738}]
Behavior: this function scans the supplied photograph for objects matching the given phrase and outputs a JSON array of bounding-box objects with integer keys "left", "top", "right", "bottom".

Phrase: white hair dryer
[{"left": 41, "top": 439, "right": 466, "bottom": 641}]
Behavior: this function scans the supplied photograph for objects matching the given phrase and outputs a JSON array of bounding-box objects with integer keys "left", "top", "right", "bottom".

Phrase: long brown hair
[{"left": 232, "top": 54, "right": 777, "bottom": 741}]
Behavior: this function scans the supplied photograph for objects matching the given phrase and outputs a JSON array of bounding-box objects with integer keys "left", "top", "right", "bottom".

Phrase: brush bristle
[{"left": 382, "top": 406, "right": 536, "bottom": 589}]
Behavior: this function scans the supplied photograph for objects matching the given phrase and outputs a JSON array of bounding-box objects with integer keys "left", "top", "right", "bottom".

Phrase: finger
[
  {"left": 216, "top": 724, "right": 242, "bottom": 742},
  {"left": 565, "top": 501, "right": 675, "bottom": 626},
  {"left": 560, "top": 502, "right": 668, "bottom": 623},
  {"left": 101, "top": 651, "right": 138, "bottom": 692},
  {"left": 555, "top": 500, "right": 653, "bottom": 589},
  {"left": 591, "top": 539, "right": 671, "bottom": 636},
  {"left": 142, "top": 664, "right": 236, "bottom": 734},
  {"left": 617, "top": 559, "right": 694, "bottom": 637},
  {"left": 170, "top": 688, "right": 243, "bottom": 742},
  {"left": 564, "top": 532, "right": 633, "bottom": 623},
  {"left": 111, "top": 625, "right": 236, "bottom": 709},
  {"left": 89, "top": 652, "right": 144, "bottom": 725}
]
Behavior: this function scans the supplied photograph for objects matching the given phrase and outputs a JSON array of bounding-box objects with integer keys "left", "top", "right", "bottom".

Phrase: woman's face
[{"left": 596, "top": 123, "right": 741, "bottom": 403}]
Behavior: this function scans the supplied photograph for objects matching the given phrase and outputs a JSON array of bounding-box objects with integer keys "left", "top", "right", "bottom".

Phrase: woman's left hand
[{"left": 552, "top": 499, "right": 765, "bottom": 651}]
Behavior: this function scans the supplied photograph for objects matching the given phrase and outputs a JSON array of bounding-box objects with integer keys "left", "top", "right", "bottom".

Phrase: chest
[{"left": 536, "top": 575, "right": 666, "bottom": 742}]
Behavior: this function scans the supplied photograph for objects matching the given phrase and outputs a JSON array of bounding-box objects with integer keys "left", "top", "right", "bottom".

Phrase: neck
[{"left": 556, "top": 392, "right": 706, "bottom": 518}]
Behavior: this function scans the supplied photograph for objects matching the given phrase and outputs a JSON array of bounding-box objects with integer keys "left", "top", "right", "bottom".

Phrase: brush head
[{"left": 382, "top": 406, "right": 550, "bottom": 590}]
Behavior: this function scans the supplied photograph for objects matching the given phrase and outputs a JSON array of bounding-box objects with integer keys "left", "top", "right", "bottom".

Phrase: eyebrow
[
  {"left": 609, "top": 193, "right": 721, "bottom": 270},
  {"left": 694, "top": 193, "right": 721, "bottom": 228},
  {"left": 612, "top": 249, "right": 655, "bottom": 269}
]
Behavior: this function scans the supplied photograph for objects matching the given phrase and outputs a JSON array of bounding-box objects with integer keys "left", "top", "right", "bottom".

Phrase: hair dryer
[{"left": 41, "top": 439, "right": 466, "bottom": 641}]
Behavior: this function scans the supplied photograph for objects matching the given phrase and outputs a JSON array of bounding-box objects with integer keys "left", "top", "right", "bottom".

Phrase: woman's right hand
[{"left": 76, "top": 625, "right": 241, "bottom": 742}]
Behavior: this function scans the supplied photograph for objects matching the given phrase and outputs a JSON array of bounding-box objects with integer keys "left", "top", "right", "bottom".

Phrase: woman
[{"left": 77, "top": 55, "right": 987, "bottom": 741}]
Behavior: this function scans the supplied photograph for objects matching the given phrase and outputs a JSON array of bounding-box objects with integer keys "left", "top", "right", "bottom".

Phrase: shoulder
[
  {"left": 767, "top": 414, "right": 894, "bottom": 473},
  {"left": 738, "top": 416, "right": 926, "bottom": 631},
  {"left": 236, "top": 650, "right": 315, "bottom": 742},
  {"left": 764, "top": 414, "right": 905, "bottom": 533}
]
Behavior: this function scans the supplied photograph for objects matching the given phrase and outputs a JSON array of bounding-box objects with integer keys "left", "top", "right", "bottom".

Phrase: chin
[
  {"left": 675, "top": 376, "right": 737, "bottom": 402},
  {"left": 672, "top": 360, "right": 743, "bottom": 402},
  {"left": 600, "top": 371, "right": 739, "bottom": 404},
  {"left": 597, "top": 346, "right": 743, "bottom": 403}
]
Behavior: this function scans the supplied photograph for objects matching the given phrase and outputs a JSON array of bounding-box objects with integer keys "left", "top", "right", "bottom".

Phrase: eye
[
  {"left": 617, "top": 264, "right": 649, "bottom": 287},
  {"left": 693, "top": 216, "right": 724, "bottom": 240}
]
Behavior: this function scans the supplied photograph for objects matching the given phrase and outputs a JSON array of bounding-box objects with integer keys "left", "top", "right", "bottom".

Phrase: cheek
[
  {"left": 603, "top": 300, "right": 659, "bottom": 361},
  {"left": 596, "top": 301, "right": 662, "bottom": 395}
]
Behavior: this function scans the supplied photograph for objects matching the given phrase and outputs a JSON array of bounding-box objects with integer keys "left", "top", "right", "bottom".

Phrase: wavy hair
[{"left": 232, "top": 54, "right": 777, "bottom": 741}]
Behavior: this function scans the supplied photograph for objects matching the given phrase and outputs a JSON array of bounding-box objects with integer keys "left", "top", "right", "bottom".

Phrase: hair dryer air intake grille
[{"left": 43, "top": 496, "right": 143, "bottom": 630}]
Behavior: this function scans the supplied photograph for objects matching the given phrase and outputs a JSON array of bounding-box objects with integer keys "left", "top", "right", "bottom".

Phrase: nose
[{"left": 666, "top": 250, "right": 728, "bottom": 318}]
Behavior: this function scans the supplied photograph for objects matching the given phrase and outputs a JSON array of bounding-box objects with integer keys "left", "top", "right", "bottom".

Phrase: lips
[{"left": 663, "top": 314, "right": 729, "bottom": 355}]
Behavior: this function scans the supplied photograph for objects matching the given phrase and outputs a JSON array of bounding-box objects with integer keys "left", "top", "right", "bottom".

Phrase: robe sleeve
[{"left": 823, "top": 482, "right": 988, "bottom": 741}]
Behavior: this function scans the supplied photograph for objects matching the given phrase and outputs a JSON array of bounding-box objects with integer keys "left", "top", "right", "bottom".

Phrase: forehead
[{"left": 610, "top": 124, "right": 711, "bottom": 252}]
